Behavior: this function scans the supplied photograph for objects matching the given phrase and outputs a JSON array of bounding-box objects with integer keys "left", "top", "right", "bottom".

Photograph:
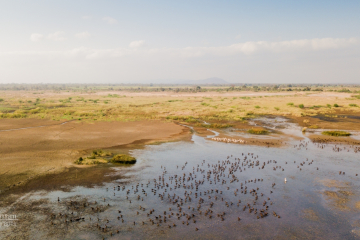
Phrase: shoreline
[{"left": 0, "top": 119, "right": 190, "bottom": 196}]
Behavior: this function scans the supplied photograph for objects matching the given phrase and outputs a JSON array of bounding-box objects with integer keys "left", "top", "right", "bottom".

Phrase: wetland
[{"left": 1, "top": 86, "right": 360, "bottom": 239}]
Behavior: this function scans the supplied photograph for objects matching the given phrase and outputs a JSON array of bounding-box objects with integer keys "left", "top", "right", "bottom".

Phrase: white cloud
[
  {"left": 1, "top": 37, "right": 359, "bottom": 84},
  {"left": 103, "top": 17, "right": 118, "bottom": 25},
  {"left": 82, "top": 16, "right": 92, "bottom": 20},
  {"left": 75, "top": 31, "right": 91, "bottom": 39},
  {"left": 129, "top": 40, "right": 145, "bottom": 48},
  {"left": 30, "top": 33, "right": 43, "bottom": 42},
  {"left": 3, "top": 38, "right": 358, "bottom": 59},
  {"left": 47, "top": 31, "right": 67, "bottom": 41}
]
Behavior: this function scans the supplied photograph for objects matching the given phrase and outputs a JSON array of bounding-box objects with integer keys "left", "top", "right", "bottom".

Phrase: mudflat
[{"left": 0, "top": 119, "right": 187, "bottom": 191}]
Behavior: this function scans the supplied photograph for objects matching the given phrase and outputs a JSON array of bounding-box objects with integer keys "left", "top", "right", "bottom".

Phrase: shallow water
[{"left": 1, "top": 120, "right": 360, "bottom": 239}]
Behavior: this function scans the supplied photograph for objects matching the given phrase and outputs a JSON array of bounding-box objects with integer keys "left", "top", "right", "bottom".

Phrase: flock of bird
[{"left": 45, "top": 139, "right": 360, "bottom": 239}]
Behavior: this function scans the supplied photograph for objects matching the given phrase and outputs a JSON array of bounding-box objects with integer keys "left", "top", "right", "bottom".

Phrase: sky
[{"left": 0, "top": 0, "right": 359, "bottom": 84}]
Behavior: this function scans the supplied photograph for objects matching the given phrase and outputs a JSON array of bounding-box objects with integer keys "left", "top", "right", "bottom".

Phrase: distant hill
[
  {"left": 143, "top": 77, "right": 228, "bottom": 85},
  {"left": 177, "top": 77, "right": 228, "bottom": 85}
]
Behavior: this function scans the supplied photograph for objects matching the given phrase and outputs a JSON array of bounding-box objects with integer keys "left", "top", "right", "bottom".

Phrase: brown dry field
[{"left": 0, "top": 119, "right": 188, "bottom": 193}]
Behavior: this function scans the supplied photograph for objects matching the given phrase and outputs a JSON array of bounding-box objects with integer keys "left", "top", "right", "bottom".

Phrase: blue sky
[{"left": 0, "top": 1, "right": 359, "bottom": 83}]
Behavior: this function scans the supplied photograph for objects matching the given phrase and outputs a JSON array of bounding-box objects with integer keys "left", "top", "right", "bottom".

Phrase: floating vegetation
[
  {"left": 248, "top": 128, "right": 269, "bottom": 135},
  {"left": 111, "top": 154, "right": 137, "bottom": 164},
  {"left": 322, "top": 131, "right": 351, "bottom": 137}
]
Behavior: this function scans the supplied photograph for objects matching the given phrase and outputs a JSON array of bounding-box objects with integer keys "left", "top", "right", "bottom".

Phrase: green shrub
[
  {"left": 0, "top": 98, "right": 3, "bottom": 102},
  {"left": 299, "top": 104, "right": 304, "bottom": 109},
  {"left": 74, "top": 157, "right": 84, "bottom": 164},
  {"left": 333, "top": 104, "right": 339, "bottom": 107},
  {"left": 327, "top": 104, "right": 332, "bottom": 108},
  {"left": 274, "top": 107, "right": 280, "bottom": 111},
  {"left": 349, "top": 103, "right": 358, "bottom": 107},
  {"left": 287, "top": 102, "right": 294, "bottom": 106},
  {"left": 322, "top": 131, "right": 351, "bottom": 137},
  {"left": 254, "top": 105, "right": 260, "bottom": 109}
]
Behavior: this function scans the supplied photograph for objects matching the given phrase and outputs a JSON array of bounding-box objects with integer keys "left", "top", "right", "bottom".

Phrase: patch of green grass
[
  {"left": 107, "top": 94, "right": 119, "bottom": 98},
  {"left": 287, "top": 102, "right": 294, "bottom": 106},
  {"left": 248, "top": 128, "right": 269, "bottom": 135},
  {"left": 349, "top": 103, "right": 358, "bottom": 107},
  {"left": 322, "top": 131, "right": 351, "bottom": 137},
  {"left": 254, "top": 105, "right": 260, "bottom": 109},
  {"left": 111, "top": 154, "right": 137, "bottom": 164},
  {"left": 274, "top": 107, "right": 280, "bottom": 111}
]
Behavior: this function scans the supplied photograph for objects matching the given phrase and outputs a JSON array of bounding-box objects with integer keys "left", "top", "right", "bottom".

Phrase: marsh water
[{"left": 1, "top": 118, "right": 360, "bottom": 239}]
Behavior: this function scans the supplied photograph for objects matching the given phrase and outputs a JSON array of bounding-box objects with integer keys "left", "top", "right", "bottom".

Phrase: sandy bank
[{"left": 0, "top": 119, "right": 188, "bottom": 192}]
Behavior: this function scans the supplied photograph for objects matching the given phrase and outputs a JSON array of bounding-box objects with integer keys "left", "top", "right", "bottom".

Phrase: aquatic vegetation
[
  {"left": 248, "top": 128, "right": 269, "bottom": 135},
  {"left": 111, "top": 154, "right": 137, "bottom": 164},
  {"left": 322, "top": 131, "right": 351, "bottom": 137},
  {"left": 74, "top": 150, "right": 114, "bottom": 165}
]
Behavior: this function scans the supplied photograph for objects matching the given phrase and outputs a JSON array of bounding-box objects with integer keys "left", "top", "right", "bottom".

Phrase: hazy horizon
[{"left": 1, "top": 1, "right": 359, "bottom": 84}]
